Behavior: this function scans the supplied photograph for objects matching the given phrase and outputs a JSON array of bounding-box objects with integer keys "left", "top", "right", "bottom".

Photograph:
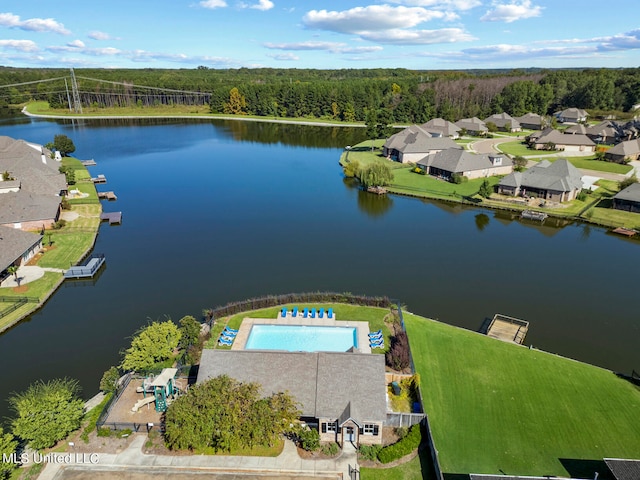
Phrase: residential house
[
  {"left": 417, "top": 149, "right": 513, "bottom": 181},
  {"left": 0, "top": 225, "right": 43, "bottom": 282},
  {"left": 531, "top": 129, "right": 596, "bottom": 153},
  {"left": 197, "top": 349, "right": 387, "bottom": 446},
  {"left": 554, "top": 108, "right": 589, "bottom": 123},
  {"left": 605, "top": 139, "right": 640, "bottom": 164},
  {"left": 454, "top": 117, "right": 488, "bottom": 136},
  {"left": 484, "top": 113, "right": 521, "bottom": 132},
  {"left": 586, "top": 120, "right": 620, "bottom": 144},
  {"left": 514, "top": 112, "right": 545, "bottom": 130},
  {"left": 498, "top": 159, "right": 583, "bottom": 202},
  {"left": 383, "top": 125, "right": 461, "bottom": 163},
  {"left": 0, "top": 136, "right": 67, "bottom": 231},
  {"left": 612, "top": 183, "right": 640, "bottom": 213},
  {"left": 604, "top": 458, "right": 640, "bottom": 480},
  {"left": 421, "top": 118, "right": 461, "bottom": 138},
  {"left": 564, "top": 124, "right": 588, "bottom": 135}
]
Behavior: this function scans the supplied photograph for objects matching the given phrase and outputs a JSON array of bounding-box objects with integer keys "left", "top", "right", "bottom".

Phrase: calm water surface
[{"left": 0, "top": 115, "right": 638, "bottom": 423}]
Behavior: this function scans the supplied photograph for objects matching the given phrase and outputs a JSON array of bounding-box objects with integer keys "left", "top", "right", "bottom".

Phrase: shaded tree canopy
[{"left": 120, "top": 320, "right": 181, "bottom": 372}]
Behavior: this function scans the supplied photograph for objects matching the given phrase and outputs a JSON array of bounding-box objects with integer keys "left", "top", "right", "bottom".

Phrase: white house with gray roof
[
  {"left": 531, "top": 129, "right": 596, "bottom": 153},
  {"left": 198, "top": 349, "right": 387, "bottom": 446},
  {"left": 605, "top": 139, "right": 640, "bottom": 164},
  {"left": 417, "top": 149, "right": 513, "bottom": 181},
  {"left": 554, "top": 108, "right": 589, "bottom": 123},
  {"left": 498, "top": 159, "right": 583, "bottom": 203},
  {"left": 613, "top": 182, "right": 640, "bottom": 213},
  {"left": 484, "top": 112, "right": 521, "bottom": 132},
  {"left": 0, "top": 136, "right": 66, "bottom": 231},
  {"left": 455, "top": 117, "right": 488, "bottom": 136},
  {"left": 421, "top": 118, "right": 461, "bottom": 138},
  {"left": 383, "top": 125, "right": 461, "bottom": 163},
  {"left": 514, "top": 112, "right": 546, "bottom": 130}
]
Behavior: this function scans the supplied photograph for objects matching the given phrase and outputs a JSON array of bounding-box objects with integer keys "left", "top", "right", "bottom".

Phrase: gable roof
[
  {"left": 613, "top": 182, "right": 640, "bottom": 203},
  {"left": 606, "top": 139, "right": 640, "bottom": 158},
  {"left": 514, "top": 112, "right": 544, "bottom": 127},
  {"left": 499, "top": 159, "right": 583, "bottom": 193},
  {"left": 421, "top": 118, "right": 461, "bottom": 137},
  {"left": 0, "top": 191, "right": 61, "bottom": 225},
  {"left": 384, "top": 125, "right": 460, "bottom": 154},
  {"left": 198, "top": 349, "right": 387, "bottom": 423},
  {"left": 564, "top": 124, "right": 588, "bottom": 135},
  {"left": 418, "top": 149, "right": 512, "bottom": 173},
  {"left": 484, "top": 112, "right": 520, "bottom": 129},
  {"left": 0, "top": 225, "right": 42, "bottom": 272},
  {"left": 533, "top": 129, "right": 595, "bottom": 147},
  {"left": 455, "top": 117, "right": 488, "bottom": 132}
]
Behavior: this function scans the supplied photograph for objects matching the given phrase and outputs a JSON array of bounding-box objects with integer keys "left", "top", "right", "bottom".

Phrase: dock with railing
[
  {"left": 64, "top": 253, "right": 106, "bottom": 279},
  {"left": 98, "top": 191, "right": 117, "bottom": 201},
  {"left": 480, "top": 313, "right": 529, "bottom": 345},
  {"left": 100, "top": 212, "right": 122, "bottom": 225}
]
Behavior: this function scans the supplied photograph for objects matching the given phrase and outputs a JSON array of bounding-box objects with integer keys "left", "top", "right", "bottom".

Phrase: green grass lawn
[
  {"left": 560, "top": 157, "right": 632, "bottom": 174},
  {"left": 361, "top": 452, "right": 431, "bottom": 480},
  {"left": 404, "top": 313, "right": 640, "bottom": 477},
  {"left": 497, "top": 141, "right": 546, "bottom": 157},
  {"left": 389, "top": 168, "right": 500, "bottom": 199}
]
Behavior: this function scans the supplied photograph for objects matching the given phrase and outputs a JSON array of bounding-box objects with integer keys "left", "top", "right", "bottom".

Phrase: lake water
[{"left": 0, "top": 114, "right": 638, "bottom": 423}]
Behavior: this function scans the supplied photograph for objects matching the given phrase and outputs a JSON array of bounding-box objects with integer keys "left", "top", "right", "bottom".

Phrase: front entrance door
[{"left": 346, "top": 426, "right": 355, "bottom": 443}]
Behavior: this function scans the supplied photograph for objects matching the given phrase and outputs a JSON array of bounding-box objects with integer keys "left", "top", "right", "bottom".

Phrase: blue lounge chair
[
  {"left": 368, "top": 330, "right": 382, "bottom": 338},
  {"left": 369, "top": 332, "right": 383, "bottom": 340},
  {"left": 222, "top": 330, "right": 237, "bottom": 338},
  {"left": 370, "top": 339, "right": 385, "bottom": 349},
  {"left": 218, "top": 337, "right": 233, "bottom": 346},
  {"left": 281, "top": 307, "right": 288, "bottom": 317},
  {"left": 292, "top": 307, "right": 298, "bottom": 317},
  {"left": 303, "top": 307, "right": 309, "bottom": 318},
  {"left": 224, "top": 326, "right": 238, "bottom": 335},
  {"left": 310, "top": 308, "right": 316, "bottom": 318},
  {"left": 327, "top": 308, "right": 333, "bottom": 319},
  {"left": 319, "top": 308, "right": 324, "bottom": 318}
]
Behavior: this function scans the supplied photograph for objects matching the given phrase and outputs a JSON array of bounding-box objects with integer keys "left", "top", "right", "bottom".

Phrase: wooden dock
[
  {"left": 521, "top": 210, "right": 548, "bottom": 222},
  {"left": 611, "top": 227, "right": 637, "bottom": 237},
  {"left": 98, "top": 191, "right": 118, "bottom": 201},
  {"left": 91, "top": 174, "right": 107, "bottom": 184},
  {"left": 64, "top": 254, "right": 106, "bottom": 279},
  {"left": 480, "top": 314, "right": 529, "bottom": 345},
  {"left": 100, "top": 212, "right": 122, "bottom": 225},
  {"left": 81, "top": 159, "right": 96, "bottom": 166}
]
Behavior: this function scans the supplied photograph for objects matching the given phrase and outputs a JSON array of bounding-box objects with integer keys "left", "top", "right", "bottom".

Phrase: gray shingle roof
[
  {"left": 533, "top": 129, "right": 595, "bottom": 147},
  {"left": 418, "top": 149, "right": 512, "bottom": 173},
  {"left": 0, "top": 225, "right": 42, "bottom": 272},
  {"left": 606, "top": 139, "right": 640, "bottom": 158},
  {"left": 499, "top": 159, "right": 583, "bottom": 193},
  {"left": 613, "top": 182, "right": 640, "bottom": 203},
  {"left": 455, "top": 117, "right": 488, "bottom": 132},
  {"left": 484, "top": 112, "right": 520, "bottom": 129},
  {"left": 514, "top": 112, "right": 544, "bottom": 127},
  {"left": 197, "top": 350, "right": 387, "bottom": 422},
  {"left": 0, "top": 191, "right": 61, "bottom": 225},
  {"left": 384, "top": 125, "right": 459, "bottom": 153},
  {"left": 421, "top": 118, "right": 461, "bottom": 137},
  {"left": 556, "top": 107, "right": 589, "bottom": 121},
  {"left": 604, "top": 458, "right": 640, "bottom": 480}
]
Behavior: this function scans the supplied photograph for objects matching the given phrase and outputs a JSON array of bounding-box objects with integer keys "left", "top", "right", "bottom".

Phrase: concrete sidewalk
[{"left": 36, "top": 434, "right": 358, "bottom": 479}]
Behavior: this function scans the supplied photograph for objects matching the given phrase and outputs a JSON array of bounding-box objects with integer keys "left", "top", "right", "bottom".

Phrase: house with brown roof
[
  {"left": 0, "top": 136, "right": 66, "bottom": 231},
  {"left": 604, "top": 139, "right": 640, "bottom": 164},
  {"left": 531, "top": 129, "right": 596, "bottom": 153},
  {"left": 417, "top": 150, "right": 512, "bottom": 181},
  {"left": 612, "top": 182, "right": 640, "bottom": 213},
  {"left": 383, "top": 125, "right": 461, "bottom": 163},
  {"left": 484, "top": 113, "right": 521, "bottom": 132},
  {"left": 198, "top": 349, "right": 388, "bottom": 446},
  {"left": 498, "top": 159, "right": 583, "bottom": 202}
]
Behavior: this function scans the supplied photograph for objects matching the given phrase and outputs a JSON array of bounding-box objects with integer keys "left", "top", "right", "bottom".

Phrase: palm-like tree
[{"left": 7, "top": 265, "right": 18, "bottom": 281}]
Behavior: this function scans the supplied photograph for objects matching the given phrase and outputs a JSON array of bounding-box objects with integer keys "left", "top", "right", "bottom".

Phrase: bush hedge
[{"left": 377, "top": 423, "right": 422, "bottom": 464}]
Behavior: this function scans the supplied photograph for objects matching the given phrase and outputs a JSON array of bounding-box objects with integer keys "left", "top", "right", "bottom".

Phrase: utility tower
[{"left": 69, "top": 68, "right": 82, "bottom": 114}]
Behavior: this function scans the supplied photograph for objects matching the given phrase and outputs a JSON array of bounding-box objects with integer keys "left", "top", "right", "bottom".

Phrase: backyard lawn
[{"left": 404, "top": 312, "right": 640, "bottom": 477}]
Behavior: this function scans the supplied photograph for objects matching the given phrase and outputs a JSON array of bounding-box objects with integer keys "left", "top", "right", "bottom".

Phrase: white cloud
[
  {"left": 199, "top": 0, "right": 227, "bottom": 9},
  {"left": 303, "top": 5, "right": 448, "bottom": 33},
  {"left": 0, "top": 12, "right": 70, "bottom": 35},
  {"left": 339, "top": 46, "right": 384, "bottom": 53},
  {"left": 88, "top": 31, "right": 113, "bottom": 41},
  {"left": 267, "top": 52, "right": 299, "bottom": 61},
  {"left": 0, "top": 39, "right": 38, "bottom": 52},
  {"left": 264, "top": 41, "right": 345, "bottom": 51},
  {"left": 360, "top": 27, "right": 475, "bottom": 45},
  {"left": 481, "top": 1, "right": 543, "bottom": 23},
  {"left": 388, "top": 0, "right": 481, "bottom": 10},
  {"left": 251, "top": 0, "right": 274, "bottom": 11},
  {"left": 67, "top": 40, "right": 85, "bottom": 48}
]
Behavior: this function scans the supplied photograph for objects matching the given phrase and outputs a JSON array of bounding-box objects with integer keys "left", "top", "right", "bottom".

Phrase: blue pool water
[{"left": 245, "top": 325, "right": 358, "bottom": 352}]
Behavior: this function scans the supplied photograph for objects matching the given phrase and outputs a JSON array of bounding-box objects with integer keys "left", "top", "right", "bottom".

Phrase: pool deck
[{"left": 232, "top": 314, "right": 372, "bottom": 354}]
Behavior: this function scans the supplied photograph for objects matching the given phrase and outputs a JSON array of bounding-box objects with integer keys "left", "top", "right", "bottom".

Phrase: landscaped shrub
[
  {"left": 297, "top": 427, "right": 320, "bottom": 451},
  {"left": 321, "top": 442, "right": 340, "bottom": 456},
  {"left": 386, "top": 330, "right": 411, "bottom": 371},
  {"left": 359, "top": 444, "right": 382, "bottom": 461},
  {"left": 377, "top": 423, "right": 422, "bottom": 464}
]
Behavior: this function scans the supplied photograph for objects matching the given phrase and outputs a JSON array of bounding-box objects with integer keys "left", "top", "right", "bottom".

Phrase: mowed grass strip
[{"left": 404, "top": 313, "right": 640, "bottom": 477}]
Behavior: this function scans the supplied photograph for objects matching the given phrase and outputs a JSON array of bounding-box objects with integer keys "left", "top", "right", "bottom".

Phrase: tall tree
[
  {"left": 10, "top": 378, "right": 84, "bottom": 450},
  {"left": 360, "top": 163, "right": 394, "bottom": 189},
  {"left": 0, "top": 426, "right": 18, "bottom": 479},
  {"left": 51, "top": 134, "right": 76, "bottom": 156},
  {"left": 224, "top": 87, "right": 247, "bottom": 115},
  {"left": 120, "top": 320, "right": 181, "bottom": 372}
]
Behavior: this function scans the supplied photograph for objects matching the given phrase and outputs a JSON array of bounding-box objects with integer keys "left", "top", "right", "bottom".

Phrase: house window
[
  {"left": 363, "top": 423, "right": 379, "bottom": 435},
  {"left": 322, "top": 421, "right": 337, "bottom": 434}
]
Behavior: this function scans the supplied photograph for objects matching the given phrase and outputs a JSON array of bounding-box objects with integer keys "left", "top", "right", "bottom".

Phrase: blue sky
[{"left": 1, "top": 1, "right": 639, "bottom": 70}]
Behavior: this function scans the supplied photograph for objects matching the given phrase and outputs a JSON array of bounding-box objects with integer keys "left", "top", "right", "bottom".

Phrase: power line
[{"left": 0, "top": 76, "right": 67, "bottom": 89}]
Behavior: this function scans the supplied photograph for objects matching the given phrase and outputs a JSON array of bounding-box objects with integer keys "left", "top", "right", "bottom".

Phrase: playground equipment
[{"left": 132, "top": 368, "right": 182, "bottom": 413}]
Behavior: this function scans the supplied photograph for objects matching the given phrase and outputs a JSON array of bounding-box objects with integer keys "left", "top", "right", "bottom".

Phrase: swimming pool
[{"left": 245, "top": 325, "right": 358, "bottom": 352}]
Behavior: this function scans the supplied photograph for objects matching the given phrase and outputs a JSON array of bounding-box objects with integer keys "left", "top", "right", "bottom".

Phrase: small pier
[
  {"left": 81, "top": 159, "right": 96, "bottom": 166},
  {"left": 611, "top": 227, "right": 637, "bottom": 237},
  {"left": 480, "top": 314, "right": 529, "bottom": 345},
  {"left": 367, "top": 186, "right": 388, "bottom": 195},
  {"left": 521, "top": 210, "right": 548, "bottom": 222},
  {"left": 100, "top": 212, "right": 122, "bottom": 225},
  {"left": 91, "top": 174, "right": 107, "bottom": 184},
  {"left": 64, "top": 254, "right": 106, "bottom": 279},
  {"left": 98, "top": 191, "right": 118, "bottom": 201}
]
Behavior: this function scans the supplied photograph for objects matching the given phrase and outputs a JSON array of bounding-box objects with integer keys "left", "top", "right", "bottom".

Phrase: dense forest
[{"left": 0, "top": 66, "right": 639, "bottom": 122}]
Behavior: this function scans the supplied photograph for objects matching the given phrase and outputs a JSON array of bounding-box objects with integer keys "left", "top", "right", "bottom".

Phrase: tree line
[{"left": 1, "top": 67, "right": 639, "bottom": 122}]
